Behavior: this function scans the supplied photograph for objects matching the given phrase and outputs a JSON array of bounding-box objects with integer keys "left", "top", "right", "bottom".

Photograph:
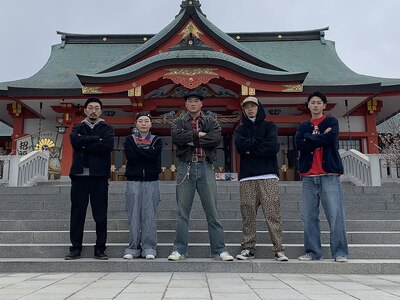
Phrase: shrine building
[{"left": 0, "top": 0, "right": 399, "bottom": 180}]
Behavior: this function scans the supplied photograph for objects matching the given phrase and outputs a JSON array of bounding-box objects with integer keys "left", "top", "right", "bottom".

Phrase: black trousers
[{"left": 69, "top": 176, "right": 109, "bottom": 253}]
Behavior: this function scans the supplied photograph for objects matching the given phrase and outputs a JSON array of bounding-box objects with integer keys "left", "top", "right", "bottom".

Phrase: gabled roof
[
  {"left": 1, "top": 0, "right": 399, "bottom": 97},
  {"left": 97, "top": 0, "right": 286, "bottom": 74}
]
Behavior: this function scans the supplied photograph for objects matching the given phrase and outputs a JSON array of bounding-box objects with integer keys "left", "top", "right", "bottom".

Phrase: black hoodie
[{"left": 234, "top": 102, "right": 280, "bottom": 180}]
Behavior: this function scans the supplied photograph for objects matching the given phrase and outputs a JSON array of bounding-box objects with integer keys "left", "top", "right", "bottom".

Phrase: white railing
[
  {"left": 340, "top": 149, "right": 381, "bottom": 186},
  {"left": 0, "top": 155, "right": 11, "bottom": 185},
  {"left": 7, "top": 151, "right": 49, "bottom": 187},
  {"left": 380, "top": 157, "right": 400, "bottom": 183}
]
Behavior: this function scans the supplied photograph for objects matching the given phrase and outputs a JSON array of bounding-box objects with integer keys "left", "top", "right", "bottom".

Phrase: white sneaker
[
  {"left": 168, "top": 251, "right": 184, "bottom": 261},
  {"left": 216, "top": 251, "right": 234, "bottom": 261},
  {"left": 298, "top": 253, "right": 322, "bottom": 261},
  {"left": 145, "top": 254, "right": 155, "bottom": 260},
  {"left": 335, "top": 256, "right": 348, "bottom": 262},
  {"left": 274, "top": 252, "right": 289, "bottom": 261},
  {"left": 123, "top": 254, "right": 133, "bottom": 260}
]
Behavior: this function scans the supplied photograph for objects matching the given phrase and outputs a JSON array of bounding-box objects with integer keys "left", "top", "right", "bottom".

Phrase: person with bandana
[{"left": 123, "top": 112, "right": 162, "bottom": 260}]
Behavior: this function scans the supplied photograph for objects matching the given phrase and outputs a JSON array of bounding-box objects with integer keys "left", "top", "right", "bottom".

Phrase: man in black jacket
[
  {"left": 167, "top": 91, "right": 233, "bottom": 261},
  {"left": 234, "top": 96, "right": 288, "bottom": 261},
  {"left": 65, "top": 98, "right": 114, "bottom": 260}
]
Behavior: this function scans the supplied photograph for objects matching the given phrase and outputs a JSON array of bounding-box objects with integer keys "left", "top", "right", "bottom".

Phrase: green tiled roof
[
  {"left": 0, "top": 43, "right": 139, "bottom": 93},
  {"left": 1, "top": 0, "right": 399, "bottom": 96},
  {"left": 78, "top": 50, "right": 307, "bottom": 84},
  {"left": 242, "top": 39, "right": 400, "bottom": 88}
]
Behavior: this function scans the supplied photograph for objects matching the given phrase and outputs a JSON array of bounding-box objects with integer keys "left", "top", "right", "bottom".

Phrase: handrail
[
  {"left": 7, "top": 151, "right": 49, "bottom": 187},
  {"left": 340, "top": 149, "right": 381, "bottom": 186}
]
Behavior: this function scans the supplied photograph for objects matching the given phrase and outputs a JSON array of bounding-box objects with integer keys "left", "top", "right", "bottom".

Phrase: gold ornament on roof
[
  {"left": 179, "top": 21, "right": 203, "bottom": 39},
  {"left": 282, "top": 84, "right": 303, "bottom": 92},
  {"left": 165, "top": 68, "right": 218, "bottom": 76},
  {"left": 35, "top": 138, "right": 55, "bottom": 152},
  {"left": 82, "top": 86, "right": 102, "bottom": 94}
]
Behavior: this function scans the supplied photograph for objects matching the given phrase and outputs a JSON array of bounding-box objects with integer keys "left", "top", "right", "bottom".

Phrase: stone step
[
  {"left": 1, "top": 230, "right": 399, "bottom": 244},
  {"left": 1, "top": 198, "right": 398, "bottom": 211},
  {"left": 1, "top": 219, "right": 400, "bottom": 231},
  {"left": 0, "top": 244, "right": 399, "bottom": 259},
  {"left": 0, "top": 209, "right": 399, "bottom": 220},
  {"left": 0, "top": 258, "right": 399, "bottom": 274},
  {"left": 1, "top": 182, "right": 399, "bottom": 196}
]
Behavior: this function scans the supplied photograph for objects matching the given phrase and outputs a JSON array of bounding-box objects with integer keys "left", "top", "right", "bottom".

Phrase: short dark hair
[
  {"left": 136, "top": 111, "right": 151, "bottom": 120},
  {"left": 307, "top": 91, "right": 327, "bottom": 103},
  {"left": 184, "top": 91, "right": 204, "bottom": 101}
]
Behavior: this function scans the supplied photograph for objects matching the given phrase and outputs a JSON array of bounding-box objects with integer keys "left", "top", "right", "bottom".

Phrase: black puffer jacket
[
  {"left": 124, "top": 134, "right": 162, "bottom": 181},
  {"left": 69, "top": 121, "right": 114, "bottom": 177},
  {"left": 171, "top": 111, "right": 221, "bottom": 163},
  {"left": 234, "top": 103, "right": 280, "bottom": 180}
]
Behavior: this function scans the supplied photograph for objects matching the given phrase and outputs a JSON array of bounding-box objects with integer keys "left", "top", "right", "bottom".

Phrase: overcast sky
[{"left": 0, "top": 0, "right": 399, "bottom": 83}]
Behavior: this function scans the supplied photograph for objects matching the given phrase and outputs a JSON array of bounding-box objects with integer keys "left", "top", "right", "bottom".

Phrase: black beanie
[{"left": 84, "top": 98, "right": 103, "bottom": 109}]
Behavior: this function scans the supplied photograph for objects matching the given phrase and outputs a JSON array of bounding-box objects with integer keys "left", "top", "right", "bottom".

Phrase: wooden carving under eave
[
  {"left": 282, "top": 84, "right": 303, "bottom": 93},
  {"left": 179, "top": 21, "right": 203, "bottom": 39},
  {"left": 163, "top": 68, "right": 219, "bottom": 89},
  {"left": 151, "top": 112, "right": 241, "bottom": 125},
  {"left": 82, "top": 86, "right": 102, "bottom": 94}
]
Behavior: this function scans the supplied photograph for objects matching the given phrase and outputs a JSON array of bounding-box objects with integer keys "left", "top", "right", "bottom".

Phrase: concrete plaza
[{"left": 0, "top": 272, "right": 399, "bottom": 299}]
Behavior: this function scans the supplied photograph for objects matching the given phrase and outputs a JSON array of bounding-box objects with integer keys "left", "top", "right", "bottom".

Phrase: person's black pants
[{"left": 69, "top": 176, "right": 109, "bottom": 254}]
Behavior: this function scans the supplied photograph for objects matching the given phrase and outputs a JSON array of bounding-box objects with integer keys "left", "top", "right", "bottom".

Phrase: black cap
[
  {"left": 84, "top": 97, "right": 103, "bottom": 109},
  {"left": 184, "top": 91, "right": 204, "bottom": 101}
]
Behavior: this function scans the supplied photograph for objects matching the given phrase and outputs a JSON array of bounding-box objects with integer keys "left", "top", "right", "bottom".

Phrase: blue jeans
[
  {"left": 173, "top": 160, "right": 227, "bottom": 256},
  {"left": 125, "top": 181, "right": 160, "bottom": 257},
  {"left": 301, "top": 175, "right": 349, "bottom": 259}
]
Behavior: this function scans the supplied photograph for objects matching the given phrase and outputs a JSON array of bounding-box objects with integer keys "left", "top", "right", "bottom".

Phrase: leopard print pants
[{"left": 239, "top": 178, "right": 285, "bottom": 253}]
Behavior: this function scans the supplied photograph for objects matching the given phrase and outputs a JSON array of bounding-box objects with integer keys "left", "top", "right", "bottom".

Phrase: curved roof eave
[
  {"left": 77, "top": 50, "right": 308, "bottom": 85},
  {"left": 98, "top": 11, "right": 188, "bottom": 73},
  {"left": 98, "top": 4, "right": 289, "bottom": 74}
]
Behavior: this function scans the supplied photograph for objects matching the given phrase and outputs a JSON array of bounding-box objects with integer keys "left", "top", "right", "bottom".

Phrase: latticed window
[{"left": 339, "top": 139, "right": 361, "bottom": 151}]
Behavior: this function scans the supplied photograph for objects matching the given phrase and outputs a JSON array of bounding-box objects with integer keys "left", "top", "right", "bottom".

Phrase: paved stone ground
[{"left": 0, "top": 272, "right": 399, "bottom": 299}]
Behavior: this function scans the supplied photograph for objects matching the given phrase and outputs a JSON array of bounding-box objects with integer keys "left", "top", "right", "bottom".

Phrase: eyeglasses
[{"left": 86, "top": 106, "right": 101, "bottom": 111}]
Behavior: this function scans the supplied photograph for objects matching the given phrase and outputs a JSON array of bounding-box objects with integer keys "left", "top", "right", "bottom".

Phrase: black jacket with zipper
[
  {"left": 69, "top": 121, "right": 114, "bottom": 178},
  {"left": 234, "top": 103, "right": 280, "bottom": 180},
  {"left": 124, "top": 134, "right": 162, "bottom": 181}
]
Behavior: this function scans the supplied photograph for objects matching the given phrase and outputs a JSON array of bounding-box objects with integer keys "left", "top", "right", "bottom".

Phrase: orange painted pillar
[
  {"left": 365, "top": 112, "right": 379, "bottom": 154},
  {"left": 60, "top": 125, "right": 73, "bottom": 177},
  {"left": 11, "top": 116, "right": 24, "bottom": 154}
]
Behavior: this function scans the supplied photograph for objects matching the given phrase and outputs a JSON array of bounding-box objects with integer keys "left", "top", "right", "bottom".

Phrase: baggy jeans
[
  {"left": 301, "top": 175, "right": 349, "bottom": 259},
  {"left": 125, "top": 180, "right": 160, "bottom": 257},
  {"left": 172, "top": 160, "right": 227, "bottom": 256}
]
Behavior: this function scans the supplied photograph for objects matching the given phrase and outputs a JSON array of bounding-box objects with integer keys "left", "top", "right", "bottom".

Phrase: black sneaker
[
  {"left": 94, "top": 251, "right": 109, "bottom": 260},
  {"left": 236, "top": 249, "right": 255, "bottom": 260},
  {"left": 64, "top": 249, "right": 81, "bottom": 260}
]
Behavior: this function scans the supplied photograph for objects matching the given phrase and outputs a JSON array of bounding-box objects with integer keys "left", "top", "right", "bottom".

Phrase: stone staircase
[{"left": 0, "top": 181, "right": 399, "bottom": 274}]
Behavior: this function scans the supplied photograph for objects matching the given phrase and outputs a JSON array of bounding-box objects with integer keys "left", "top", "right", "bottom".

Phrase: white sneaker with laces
[
  {"left": 275, "top": 252, "right": 289, "bottom": 261},
  {"left": 145, "top": 254, "right": 156, "bottom": 260},
  {"left": 123, "top": 254, "right": 133, "bottom": 260},
  {"left": 216, "top": 251, "right": 234, "bottom": 261},
  {"left": 168, "top": 251, "right": 184, "bottom": 261}
]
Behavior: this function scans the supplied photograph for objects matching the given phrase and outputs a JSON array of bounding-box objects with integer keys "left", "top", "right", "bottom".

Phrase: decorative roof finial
[{"left": 181, "top": 0, "right": 201, "bottom": 8}]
